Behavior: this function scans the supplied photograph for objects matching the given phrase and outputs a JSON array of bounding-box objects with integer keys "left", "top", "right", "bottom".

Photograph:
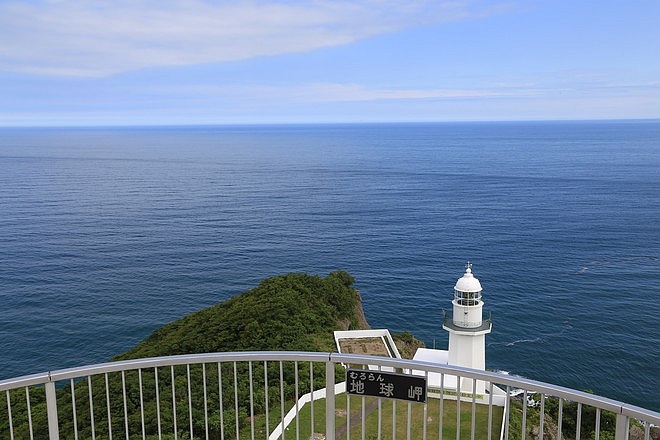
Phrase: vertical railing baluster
[
  {"left": 294, "top": 361, "right": 299, "bottom": 440},
  {"left": 279, "top": 361, "right": 284, "bottom": 440},
  {"left": 423, "top": 371, "right": 429, "bottom": 440},
  {"left": 456, "top": 376, "right": 461, "bottom": 440},
  {"left": 218, "top": 363, "right": 225, "bottom": 440},
  {"left": 122, "top": 371, "right": 129, "bottom": 440},
  {"left": 44, "top": 379, "right": 60, "bottom": 440},
  {"left": 138, "top": 369, "right": 145, "bottom": 440},
  {"left": 377, "top": 396, "right": 382, "bottom": 440},
  {"left": 392, "top": 397, "right": 396, "bottom": 440},
  {"left": 576, "top": 402, "right": 582, "bottom": 440},
  {"left": 155, "top": 368, "right": 162, "bottom": 440},
  {"left": 471, "top": 383, "right": 477, "bottom": 440},
  {"left": 644, "top": 420, "right": 650, "bottom": 440},
  {"left": 26, "top": 386, "right": 35, "bottom": 440},
  {"left": 249, "top": 361, "right": 255, "bottom": 440},
  {"left": 439, "top": 373, "right": 445, "bottom": 440},
  {"left": 187, "top": 364, "right": 193, "bottom": 440},
  {"left": 171, "top": 365, "right": 177, "bottom": 439},
  {"left": 88, "top": 376, "right": 96, "bottom": 440},
  {"left": 203, "top": 363, "right": 209, "bottom": 440},
  {"left": 540, "top": 394, "right": 545, "bottom": 440},
  {"left": 504, "top": 385, "right": 511, "bottom": 440},
  {"left": 362, "top": 395, "right": 366, "bottom": 440},
  {"left": 105, "top": 373, "right": 112, "bottom": 440},
  {"left": 264, "top": 361, "right": 269, "bottom": 439},
  {"left": 557, "top": 398, "right": 563, "bottom": 440},
  {"left": 522, "top": 390, "right": 528, "bottom": 440},
  {"left": 234, "top": 361, "right": 240, "bottom": 440},
  {"left": 347, "top": 387, "right": 351, "bottom": 440},
  {"left": 6, "top": 389, "right": 14, "bottom": 440},
  {"left": 614, "top": 413, "right": 628, "bottom": 440},
  {"left": 325, "top": 360, "right": 335, "bottom": 440},
  {"left": 595, "top": 407, "right": 601, "bottom": 440},
  {"left": 407, "top": 400, "right": 412, "bottom": 440},
  {"left": 487, "top": 381, "right": 494, "bottom": 440},
  {"left": 70, "top": 380, "right": 77, "bottom": 440},
  {"left": 44, "top": 380, "right": 60, "bottom": 440},
  {"left": 310, "top": 361, "right": 314, "bottom": 437},
  {"left": 378, "top": 365, "right": 382, "bottom": 440}
]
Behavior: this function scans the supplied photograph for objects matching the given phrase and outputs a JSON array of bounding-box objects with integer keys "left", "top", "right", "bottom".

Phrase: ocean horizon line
[{"left": 1, "top": 118, "right": 659, "bottom": 130}]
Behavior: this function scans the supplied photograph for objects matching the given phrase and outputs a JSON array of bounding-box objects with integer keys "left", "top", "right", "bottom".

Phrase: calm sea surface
[{"left": 1, "top": 122, "right": 659, "bottom": 411}]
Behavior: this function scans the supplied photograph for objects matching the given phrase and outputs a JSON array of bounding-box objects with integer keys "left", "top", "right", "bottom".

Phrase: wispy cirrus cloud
[
  {"left": 0, "top": 0, "right": 492, "bottom": 77},
  {"left": 198, "top": 82, "right": 529, "bottom": 102},
  {"left": 278, "top": 83, "right": 533, "bottom": 101},
  {"left": 144, "top": 80, "right": 548, "bottom": 105}
]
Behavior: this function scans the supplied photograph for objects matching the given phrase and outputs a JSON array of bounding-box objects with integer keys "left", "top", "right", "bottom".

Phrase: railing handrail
[{"left": 2, "top": 351, "right": 659, "bottom": 425}]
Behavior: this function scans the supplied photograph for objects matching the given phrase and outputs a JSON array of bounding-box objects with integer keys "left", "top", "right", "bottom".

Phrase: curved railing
[{"left": 1, "top": 352, "right": 658, "bottom": 440}]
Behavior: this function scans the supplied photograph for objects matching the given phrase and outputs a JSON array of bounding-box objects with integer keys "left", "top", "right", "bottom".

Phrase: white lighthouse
[{"left": 442, "top": 262, "right": 492, "bottom": 395}]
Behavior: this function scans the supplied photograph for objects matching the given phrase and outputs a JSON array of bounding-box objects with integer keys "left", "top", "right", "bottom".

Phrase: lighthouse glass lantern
[{"left": 453, "top": 263, "right": 484, "bottom": 328}]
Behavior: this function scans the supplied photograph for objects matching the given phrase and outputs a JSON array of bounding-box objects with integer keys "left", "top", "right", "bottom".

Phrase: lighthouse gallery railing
[{"left": 1, "top": 352, "right": 658, "bottom": 440}]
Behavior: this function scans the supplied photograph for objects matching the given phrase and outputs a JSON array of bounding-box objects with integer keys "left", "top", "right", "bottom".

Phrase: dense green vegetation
[
  {"left": 0, "top": 271, "right": 367, "bottom": 439},
  {"left": 116, "top": 270, "right": 362, "bottom": 359}
]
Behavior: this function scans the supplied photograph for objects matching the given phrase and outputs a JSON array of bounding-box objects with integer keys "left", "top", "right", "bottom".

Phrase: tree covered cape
[
  {"left": 1, "top": 271, "right": 369, "bottom": 439},
  {"left": 116, "top": 270, "right": 365, "bottom": 359}
]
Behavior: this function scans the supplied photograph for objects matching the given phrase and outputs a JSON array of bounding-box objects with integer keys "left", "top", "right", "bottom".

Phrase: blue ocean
[{"left": 1, "top": 121, "right": 658, "bottom": 411}]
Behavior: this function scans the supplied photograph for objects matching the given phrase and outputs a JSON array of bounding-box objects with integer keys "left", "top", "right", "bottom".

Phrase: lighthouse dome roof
[{"left": 454, "top": 264, "right": 482, "bottom": 293}]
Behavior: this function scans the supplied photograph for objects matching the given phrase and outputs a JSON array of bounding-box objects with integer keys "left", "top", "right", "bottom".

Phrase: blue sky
[{"left": 1, "top": 0, "right": 659, "bottom": 126}]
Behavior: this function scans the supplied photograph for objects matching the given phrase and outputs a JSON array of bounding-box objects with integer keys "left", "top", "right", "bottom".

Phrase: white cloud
[
  {"left": 153, "top": 82, "right": 541, "bottom": 103},
  {"left": 0, "top": 0, "right": 485, "bottom": 77},
  {"left": 284, "top": 83, "right": 521, "bottom": 101}
]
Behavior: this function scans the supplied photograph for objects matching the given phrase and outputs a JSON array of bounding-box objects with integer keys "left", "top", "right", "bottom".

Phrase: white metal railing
[{"left": 1, "top": 351, "right": 658, "bottom": 440}]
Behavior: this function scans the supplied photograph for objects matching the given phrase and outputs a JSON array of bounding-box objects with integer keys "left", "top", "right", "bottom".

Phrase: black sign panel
[{"left": 346, "top": 369, "right": 427, "bottom": 403}]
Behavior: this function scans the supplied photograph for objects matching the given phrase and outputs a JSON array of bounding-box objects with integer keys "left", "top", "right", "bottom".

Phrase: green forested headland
[
  {"left": 1, "top": 271, "right": 390, "bottom": 439},
  {"left": 116, "top": 270, "right": 368, "bottom": 360}
]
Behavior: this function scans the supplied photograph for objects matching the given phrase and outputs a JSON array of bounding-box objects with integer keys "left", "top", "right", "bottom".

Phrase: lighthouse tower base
[
  {"left": 412, "top": 347, "right": 506, "bottom": 406},
  {"left": 448, "top": 333, "right": 487, "bottom": 394},
  {"left": 448, "top": 333, "right": 487, "bottom": 371}
]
